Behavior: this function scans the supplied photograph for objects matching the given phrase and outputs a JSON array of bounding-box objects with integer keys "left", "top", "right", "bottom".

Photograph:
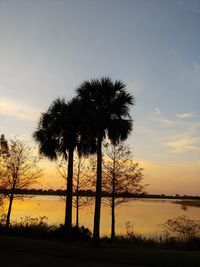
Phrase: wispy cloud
[
  {"left": 155, "top": 118, "right": 191, "bottom": 127},
  {"left": 176, "top": 112, "right": 196, "bottom": 118},
  {"left": 149, "top": 111, "right": 200, "bottom": 154},
  {"left": 159, "top": 119, "right": 174, "bottom": 127},
  {"left": 0, "top": 98, "right": 40, "bottom": 121},
  {"left": 162, "top": 119, "right": 200, "bottom": 153},
  {"left": 164, "top": 136, "right": 200, "bottom": 152},
  {"left": 155, "top": 107, "right": 161, "bottom": 116},
  {"left": 154, "top": 117, "right": 200, "bottom": 128}
]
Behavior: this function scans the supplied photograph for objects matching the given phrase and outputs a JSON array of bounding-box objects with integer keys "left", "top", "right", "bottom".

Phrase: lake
[{"left": 5, "top": 196, "right": 200, "bottom": 237}]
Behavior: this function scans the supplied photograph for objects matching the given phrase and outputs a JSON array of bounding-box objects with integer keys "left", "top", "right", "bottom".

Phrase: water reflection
[{"left": 4, "top": 196, "right": 200, "bottom": 237}]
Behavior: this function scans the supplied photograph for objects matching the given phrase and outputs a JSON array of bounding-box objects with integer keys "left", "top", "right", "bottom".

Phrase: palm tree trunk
[
  {"left": 65, "top": 147, "right": 74, "bottom": 230},
  {"left": 111, "top": 195, "right": 115, "bottom": 241},
  {"left": 93, "top": 136, "right": 102, "bottom": 242},
  {"left": 6, "top": 192, "right": 14, "bottom": 229},
  {"left": 76, "top": 193, "right": 79, "bottom": 228},
  {"left": 76, "top": 156, "right": 81, "bottom": 228},
  {"left": 111, "top": 148, "right": 116, "bottom": 241}
]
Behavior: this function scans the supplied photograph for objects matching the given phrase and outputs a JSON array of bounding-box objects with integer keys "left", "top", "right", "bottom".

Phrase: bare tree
[
  {"left": 57, "top": 152, "right": 93, "bottom": 227},
  {"left": 102, "top": 141, "right": 145, "bottom": 241},
  {"left": 2, "top": 139, "right": 43, "bottom": 228}
]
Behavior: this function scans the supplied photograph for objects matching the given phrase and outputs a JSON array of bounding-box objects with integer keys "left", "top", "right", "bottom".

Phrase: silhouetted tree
[
  {"left": 2, "top": 139, "right": 42, "bottom": 228},
  {"left": 103, "top": 141, "right": 145, "bottom": 241},
  {"left": 33, "top": 98, "right": 95, "bottom": 230},
  {"left": 76, "top": 77, "right": 134, "bottom": 241}
]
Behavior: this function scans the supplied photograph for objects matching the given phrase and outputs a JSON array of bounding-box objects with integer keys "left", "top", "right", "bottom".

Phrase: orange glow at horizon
[{"left": 35, "top": 159, "right": 200, "bottom": 195}]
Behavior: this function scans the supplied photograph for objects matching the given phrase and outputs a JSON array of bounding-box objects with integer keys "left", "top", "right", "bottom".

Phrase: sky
[{"left": 0, "top": 0, "right": 200, "bottom": 195}]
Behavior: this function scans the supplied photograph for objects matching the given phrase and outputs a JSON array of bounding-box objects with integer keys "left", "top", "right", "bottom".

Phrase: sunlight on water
[{"left": 7, "top": 196, "right": 200, "bottom": 237}]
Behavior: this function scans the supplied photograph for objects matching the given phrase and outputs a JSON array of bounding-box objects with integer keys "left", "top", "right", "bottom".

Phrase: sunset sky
[{"left": 0, "top": 0, "right": 199, "bottom": 195}]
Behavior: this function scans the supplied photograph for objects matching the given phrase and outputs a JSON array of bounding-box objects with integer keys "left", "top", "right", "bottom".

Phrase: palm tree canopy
[
  {"left": 33, "top": 97, "right": 96, "bottom": 160},
  {"left": 76, "top": 77, "right": 134, "bottom": 144},
  {"left": 33, "top": 98, "right": 80, "bottom": 160}
]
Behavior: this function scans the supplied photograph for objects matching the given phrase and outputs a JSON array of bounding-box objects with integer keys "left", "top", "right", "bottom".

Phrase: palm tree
[
  {"left": 76, "top": 77, "right": 134, "bottom": 241},
  {"left": 33, "top": 98, "right": 83, "bottom": 230}
]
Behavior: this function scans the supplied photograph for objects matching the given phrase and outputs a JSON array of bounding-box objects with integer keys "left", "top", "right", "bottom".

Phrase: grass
[
  {"left": 0, "top": 235, "right": 200, "bottom": 267},
  {"left": 1, "top": 215, "right": 200, "bottom": 266}
]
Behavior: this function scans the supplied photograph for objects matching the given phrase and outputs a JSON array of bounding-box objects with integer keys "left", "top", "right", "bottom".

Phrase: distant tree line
[{"left": 1, "top": 188, "right": 199, "bottom": 200}]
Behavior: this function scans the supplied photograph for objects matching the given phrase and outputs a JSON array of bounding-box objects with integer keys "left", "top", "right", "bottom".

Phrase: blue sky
[{"left": 0, "top": 0, "right": 199, "bottom": 194}]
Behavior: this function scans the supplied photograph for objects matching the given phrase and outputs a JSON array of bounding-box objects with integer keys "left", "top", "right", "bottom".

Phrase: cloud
[
  {"left": 154, "top": 117, "right": 200, "bottom": 128},
  {"left": 176, "top": 112, "right": 196, "bottom": 118},
  {"left": 150, "top": 112, "right": 200, "bottom": 154},
  {"left": 164, "top": 136, "right": 200, "bottom": 152},
  {"left": 159, "top": 119, "right": 175, "bottom": 127},
  {"left": 155, "top": 107, "right": 161, "bottom": 116},
  {"left": 0, "top": 98, "right": 40, "bottom": 121}
]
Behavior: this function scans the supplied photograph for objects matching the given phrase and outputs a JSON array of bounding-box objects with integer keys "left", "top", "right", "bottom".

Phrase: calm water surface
[{"left": 9, "top": 196, "right": 200, "bottom": 237}]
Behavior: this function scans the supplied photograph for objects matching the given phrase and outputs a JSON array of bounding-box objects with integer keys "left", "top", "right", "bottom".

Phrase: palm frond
[{"left": 107, "top": 119, "right": 133, "bottom": 144}]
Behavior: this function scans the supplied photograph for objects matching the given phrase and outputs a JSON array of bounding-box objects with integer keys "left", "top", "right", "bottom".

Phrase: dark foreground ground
[
  {"left": 0, "top": 236, "right": 199, "bottom": 267},
  {"left": 0, "top": 249, "right": 143, "bottom": 267}
]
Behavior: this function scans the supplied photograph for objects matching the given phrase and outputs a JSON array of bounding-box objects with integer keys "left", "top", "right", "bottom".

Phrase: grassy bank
[{"left": 0, "top": 235, "right": 200, "bottom": 267}]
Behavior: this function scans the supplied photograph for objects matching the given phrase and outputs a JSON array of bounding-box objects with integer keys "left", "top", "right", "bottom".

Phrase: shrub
[
  {"left": 161, "top": 215, "right": 200, "bottom": 240},
  {"left": 0, "top": 216, "right": 92, "bottom": 242}
]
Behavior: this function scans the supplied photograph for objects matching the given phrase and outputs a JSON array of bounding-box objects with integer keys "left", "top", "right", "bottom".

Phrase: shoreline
[{"left": 1, "top": 190, "right": 199, "bottom": 200}]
